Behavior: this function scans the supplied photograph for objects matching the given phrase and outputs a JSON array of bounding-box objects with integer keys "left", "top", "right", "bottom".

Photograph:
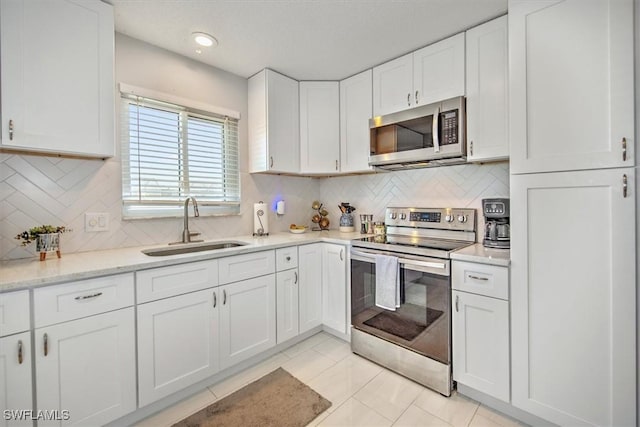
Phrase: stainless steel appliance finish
[
  {"left": 482, "top": 198, "right": 510, "bottom": 249},
  {"left": 350, "top": 207, "right": 476, "bottom": 396},
  {"left": 369, "top": 97, "right": 466, "bottom": 170}
]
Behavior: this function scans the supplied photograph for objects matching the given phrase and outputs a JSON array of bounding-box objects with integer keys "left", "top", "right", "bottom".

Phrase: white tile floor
[{"left": 135, "top": 332, "right": 526, "bottom": 427}]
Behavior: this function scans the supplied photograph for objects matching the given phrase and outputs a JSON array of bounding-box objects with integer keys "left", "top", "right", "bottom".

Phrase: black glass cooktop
[{"left": 353, "top": 235, "right": 472, "bottom": 254}]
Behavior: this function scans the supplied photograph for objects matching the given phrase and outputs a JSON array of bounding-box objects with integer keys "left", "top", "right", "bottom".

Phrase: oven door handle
[
  {"left": 398, "top": 258, "right": 447, "bottom": 271},
  {"left": 350, "top": 249, "right": 376, "bottom": 263}
]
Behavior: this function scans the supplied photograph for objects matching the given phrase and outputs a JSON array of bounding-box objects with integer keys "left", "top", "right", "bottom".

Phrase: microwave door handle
[{"left": 432, "top": 106, "right": 440, "bottom": 153}]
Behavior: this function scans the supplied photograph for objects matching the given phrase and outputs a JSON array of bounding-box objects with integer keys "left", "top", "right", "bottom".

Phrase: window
[{"left": 120, "top": 86, "right": 240, "bottom": 218}]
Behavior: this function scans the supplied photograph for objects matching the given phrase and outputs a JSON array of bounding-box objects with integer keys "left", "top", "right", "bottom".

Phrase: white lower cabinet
[
  {"left": 219, "top": 275, "right": 276, "bottom": 369},
  {"left": 276, "top": 269, "right": 299, "bottom": 344},
  {"left": 35, "top": 308, "right": 136, "bottom": 426},
  {"left": 321, "top": 244, "right": 347, "bottom": 334},
  {"left": 452, "top": 290, "right": 509, "bottom": 402},
  {"left": 0, "top": 332, "right": 32, "bottom": 427},
  {"left": 298, "top": 244, "right": 323, "bottom": 333},
  {"left": 137, "top": 288, "right": 219, "bottom": 407}
]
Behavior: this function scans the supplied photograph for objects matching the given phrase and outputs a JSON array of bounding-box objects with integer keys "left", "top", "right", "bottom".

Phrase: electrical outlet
[{"left": 85, "top": 213, "right": 110, "bottom": 232}]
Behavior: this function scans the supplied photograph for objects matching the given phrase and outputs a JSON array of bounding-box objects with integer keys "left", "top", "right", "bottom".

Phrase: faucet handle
[{"left": 189, "top": 232, "right": 201, "bottom": 237}]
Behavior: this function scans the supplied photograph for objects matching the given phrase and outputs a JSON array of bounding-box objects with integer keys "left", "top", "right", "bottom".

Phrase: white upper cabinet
[
  {"left": 249, "top": 69, "right": 300, "bottom": 174},
  {"left": 413, "top": 33, "right": 465, "bottom": 107},
  {"left": 509, "top": 0, "right": 634, "bottom": 174},
  {"left": 0, "top": 0, "right": 115, "bottom": 158},
  {"left": 340, "top": 70, "right": 373, "bottom": 173},
  {"left": 466, "top": 16, "right": 509, "bottom": 162},
  {"left": 372, "top": 53, "right": 414, "bottom": 117},
  {"left": 299, "top": 81, "right": 340, "bottom": 174},
  {"left": 373, "top": 33, "right": 465, "bottom": 117}
]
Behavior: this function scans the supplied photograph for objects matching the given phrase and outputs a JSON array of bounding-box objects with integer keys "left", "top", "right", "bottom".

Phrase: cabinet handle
[
  {"left": 223, "top": 289, "right": 227, "bottom": 305},
  {"left": 340, "top": 249, "right": 344, "bottom": 261},
  {"left": 294, "top": 271, "right": 298, "bottom": 284},
  {"left": 469, "top": 141, "right": 473, "bottom": 156},
  {"left": 455, "top": 295, "right": 459, "bottom": 312},
  {"left": 432, "top": 106, "right": 440, "bottom": 153},
  {"left": 407, "top": 93, "right": 411, "bottom": 106},
  {"left": 622, "top": 138, "right": 627, "bottom": 161},
  {"left": 270, "top": 156, "right": 274, "bottom": 168},
  {"left": 415, "top": 90, "right": 419, "bottom": 105},
  {"left": 468, "top": 274, "right": 488, "bottom": 281},
  {"left": 335, "top": 160, "right": 338, "bottom": 171},
  {"left": 18, "top": 340, "right": 23, "bottom": 364},
  {"left": 213, "top": 291, "right": 217, "bottom": 308},
  {"left": 623, "top": 174, "right": 628, "bottom": 198},
  {"left": 43, "top": 333, "right": 49, "bottom": 357},
  {"left": 9, "top": 119, "right": 14, "bottom": 141},
  {"left": 74, "top": 292, "right": 103, "bottom": 301}
]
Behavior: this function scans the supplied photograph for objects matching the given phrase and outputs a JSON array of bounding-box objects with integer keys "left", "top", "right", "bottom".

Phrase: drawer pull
[
  {"left": 43, "top": 333, "right": 49, "bottom": 357},
  {"left": 468, "top": 275, "right": 489, "bottom": 281},
  {"left": 74, "top": 292, "right": 103, "bottom": 301},
  {"left": 18, "top": 340, "right": 23, "bottom": 364}
]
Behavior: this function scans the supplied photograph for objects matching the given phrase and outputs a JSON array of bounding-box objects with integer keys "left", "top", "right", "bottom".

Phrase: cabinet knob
[{"left": 286, "top": 256, "right": 291, "bottom": 261}]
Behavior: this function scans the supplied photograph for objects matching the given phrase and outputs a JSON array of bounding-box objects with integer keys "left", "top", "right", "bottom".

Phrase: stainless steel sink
[{"left": 142, "top": 241, "right": 248, "bottom": 256}]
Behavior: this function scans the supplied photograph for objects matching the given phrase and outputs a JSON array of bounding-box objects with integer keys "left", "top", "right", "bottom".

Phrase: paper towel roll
[{"left": 253, "top": 202, "right": 269, "bottom": 236}]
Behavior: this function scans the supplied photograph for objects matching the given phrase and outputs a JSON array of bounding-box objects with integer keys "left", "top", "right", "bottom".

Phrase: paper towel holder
[{"left": 253, "top": 201, "right": 269, "bottom": 237}]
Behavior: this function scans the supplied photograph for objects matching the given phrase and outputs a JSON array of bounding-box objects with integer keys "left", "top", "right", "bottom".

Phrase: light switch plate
[{"left": 85, "top": 212, "right": 109, "bottom": 232}]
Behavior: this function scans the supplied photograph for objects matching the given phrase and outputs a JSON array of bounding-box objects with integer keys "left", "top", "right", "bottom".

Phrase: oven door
[{"left": 350, "top": 248, "right": 451, "bottom": 364}]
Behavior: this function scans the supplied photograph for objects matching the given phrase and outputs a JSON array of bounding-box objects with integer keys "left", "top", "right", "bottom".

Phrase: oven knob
[
  {"left": 389, "top": 212, "right": 397, "bottom": 220},
  {"left": 399, "top": 213, "right": 407, "bottom": 220},
  {"left": 457, "top": 215, "right": 467, "bottom": 223},
  {"left": 445, "top": 215, "right": 454, "bottom": 223}
]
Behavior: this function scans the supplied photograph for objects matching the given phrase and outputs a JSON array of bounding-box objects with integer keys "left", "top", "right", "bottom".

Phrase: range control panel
[{"left": 386, "top": 207, "right": 476, "bottom": 232}]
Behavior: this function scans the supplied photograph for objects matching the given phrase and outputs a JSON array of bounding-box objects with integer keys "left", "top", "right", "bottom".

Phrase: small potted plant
[{"left": 15, "top": 225, "right": 70, "bottom": 261}]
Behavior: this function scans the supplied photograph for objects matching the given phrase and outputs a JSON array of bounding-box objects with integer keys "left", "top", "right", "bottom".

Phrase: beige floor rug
[{"left": 172, "top": 368, "right": 331, "bottom": 427}]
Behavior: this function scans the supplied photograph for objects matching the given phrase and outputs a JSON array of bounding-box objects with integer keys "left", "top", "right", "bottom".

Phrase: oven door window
[{"left": 351, "top": 258, "right": 450, "bottom": 364}]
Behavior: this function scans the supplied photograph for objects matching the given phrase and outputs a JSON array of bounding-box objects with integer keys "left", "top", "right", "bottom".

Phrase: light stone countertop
[
  {"left": 1, "top": 233, "right": 511, "bottom": 292},
  {"left": 450, "top": 242, "right": 510, "bottom": 267},
  {"left": 0, "top": 230, "right": 364, "bottom": 292}
]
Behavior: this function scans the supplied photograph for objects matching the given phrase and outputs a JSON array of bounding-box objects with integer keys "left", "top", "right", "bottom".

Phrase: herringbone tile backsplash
[{"left": 0, "top": 151, "right": 508, "bottom": 261}]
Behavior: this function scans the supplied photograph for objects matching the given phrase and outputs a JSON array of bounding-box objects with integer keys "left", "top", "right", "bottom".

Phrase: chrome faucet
[{"left": 176, "top": 197, "right": 203, "bottom": 244}]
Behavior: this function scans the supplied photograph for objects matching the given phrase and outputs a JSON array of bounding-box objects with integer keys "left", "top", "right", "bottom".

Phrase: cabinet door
[
  {"left": 248, "top": 69, "right": 300, "bottom": 173},
  {"left": 299, "top": 82, "right": 340, "bottom": 174},
  {"left": 219, "top": 275, "right": 276, "bottom": 369},
  {"left": 413, "top": 33, "right": 465, "bottom": 107},
  {"left": 510, "top": 168, "right": 636, "bottom": 426},
  {"left": 276, "top": 269, "right": 299, "bottom": 344},
  {"left": 466, "top": 16, "right": 509, "bottom": 162},
  {"left": 372, "top": 53, "right": 413, "bottom": 116},
  {"left": 0, "top": 0, "right": 115, "bottom": 158},
  {"left": 35, "top": 308, "right": 136, "bottom": 426},
  {"left": 0, "top": 332, "right": 32, "bottom": 427},
  {"left": 321, "top": 244, "right": 347, "bottom": 334},
  {"left": 509, "top": 0, "right": 634, "bottom": 173},
  {"left": 452, "top": 291, "right": 509, "bottom": 402},
  {"left": 340, "top": 69, "right": 374, "bottom": 173},
  {"left": 298, "top": 244, "right": 323, "bottom": 333},
  {"left": 137, "top": 289, "right": 219, "bottom": 407}
]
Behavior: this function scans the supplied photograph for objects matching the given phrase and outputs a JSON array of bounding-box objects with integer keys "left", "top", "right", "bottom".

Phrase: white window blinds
[{"left": 120, "top": 91, "right": 240, "bottom": 218}]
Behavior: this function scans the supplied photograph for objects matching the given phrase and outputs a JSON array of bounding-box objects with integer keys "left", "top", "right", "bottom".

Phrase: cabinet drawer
[
  {"left": 0, "top": 290, "right": 30, "bottom": 336},
  {"left": 219, "top": 251, "right": 275, "bottom": 284},
  {"left": 276, "top": 247, "right": 298, "bottom": 271},
  {"left": 34, "top": 273, "right": 134, "bottom": 328},
  {"left": 136, "top": 260, "right": 218, "bottom": 303},
  {"left": 452, "top": 261, "right": 508, "bottom": 300}
]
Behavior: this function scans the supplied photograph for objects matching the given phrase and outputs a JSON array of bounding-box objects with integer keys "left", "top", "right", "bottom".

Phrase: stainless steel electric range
[{"left": 350, "top": 207, "right": 476, "bottom": 396}]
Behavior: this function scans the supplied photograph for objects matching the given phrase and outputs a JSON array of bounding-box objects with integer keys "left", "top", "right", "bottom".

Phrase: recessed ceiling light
[{"left": 192, "top": 32, "right": 217, "bottom": 48}]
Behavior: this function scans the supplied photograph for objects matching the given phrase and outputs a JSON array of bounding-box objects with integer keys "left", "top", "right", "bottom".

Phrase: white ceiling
[{"left": 109, "top": 0, "right": 507, "bottom": 81}]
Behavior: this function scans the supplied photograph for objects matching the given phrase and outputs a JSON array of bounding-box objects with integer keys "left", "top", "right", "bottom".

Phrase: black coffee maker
[{"left": 482, "top": 198, "right": 510, "bottom": 249}]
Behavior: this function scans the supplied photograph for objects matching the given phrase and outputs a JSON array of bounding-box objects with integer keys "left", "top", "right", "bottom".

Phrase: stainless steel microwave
[{"left": 369, "top": 96, "right": 466, "bottom": 170}]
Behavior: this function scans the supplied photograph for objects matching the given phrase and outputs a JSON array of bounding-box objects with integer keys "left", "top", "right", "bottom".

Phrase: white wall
[{"left": 0, "top": 34, "right": 318, "bottom": 260}]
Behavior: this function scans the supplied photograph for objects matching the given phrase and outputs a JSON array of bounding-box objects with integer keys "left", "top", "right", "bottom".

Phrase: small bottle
[{"left": 373, "top": 222, "right": 386, "bottom": 236}]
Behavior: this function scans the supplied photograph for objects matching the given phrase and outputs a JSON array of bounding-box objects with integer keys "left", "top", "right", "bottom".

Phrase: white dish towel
[{"left": 375, "top": 254, "right": 400, "bottom": 311}]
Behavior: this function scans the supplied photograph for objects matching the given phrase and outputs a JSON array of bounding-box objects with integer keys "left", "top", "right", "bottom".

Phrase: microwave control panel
[{"left": 441, "top": 110, "right": 458, "bottom": 145}]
